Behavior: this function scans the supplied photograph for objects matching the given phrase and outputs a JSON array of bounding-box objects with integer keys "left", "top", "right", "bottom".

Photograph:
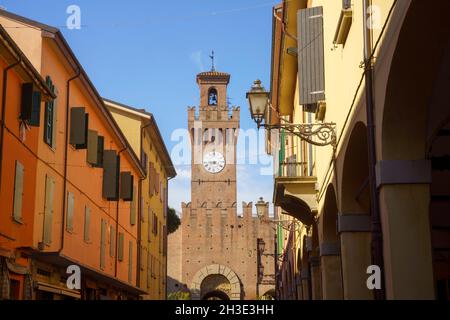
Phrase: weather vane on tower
[{"left": 209, "top": 50, "right": 215, "bottom": 72}]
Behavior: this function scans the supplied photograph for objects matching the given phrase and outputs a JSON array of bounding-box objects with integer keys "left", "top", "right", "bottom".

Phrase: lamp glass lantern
[{"left": 246, "top": 79, "right": 269, "bottom": 128}]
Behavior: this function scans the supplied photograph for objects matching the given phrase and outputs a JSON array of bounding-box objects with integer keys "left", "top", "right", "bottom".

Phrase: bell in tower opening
[{"left": 208, "top": 88, "right": 218, "bottom": 106}]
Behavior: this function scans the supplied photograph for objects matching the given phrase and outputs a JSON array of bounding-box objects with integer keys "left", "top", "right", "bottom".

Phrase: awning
[
  {"left": 31, "top": 251, "right": 147, "bottom": 296},
  {"left": 36, "top": 281, "right": 81, "bottom": 299}
]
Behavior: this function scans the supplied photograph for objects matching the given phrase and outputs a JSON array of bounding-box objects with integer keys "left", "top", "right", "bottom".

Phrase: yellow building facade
[
  {"left": 266, "top": 0, "right": 450, "bottom": 300},
  {"left": 105, "top": 99, "right": 176, "bottom": 299}
]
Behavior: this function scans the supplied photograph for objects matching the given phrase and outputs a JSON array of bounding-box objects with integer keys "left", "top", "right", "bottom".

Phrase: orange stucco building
[{"left": 0, "top": 10, "right": 147, "bottom": 299}]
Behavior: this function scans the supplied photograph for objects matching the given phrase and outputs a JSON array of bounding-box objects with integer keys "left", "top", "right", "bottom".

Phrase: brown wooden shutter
[
  {"left": 84, "top": 206, "right": 90, "bottom": 242},
  {"left": 130, "top": 185, "right": 137, "bottom": 226},
  {"left": 69, "top": 107, "right": 88, "bottom": 148},
  {"left": 66, "top": 192, "right": 74, "bottom": 232},
  {"left": 87, "top": 130, "right": 99, "bottom": 165},
  {"left": 100, "top": 219, "right": 106, "bottom": 269},
  {"left": 118, "top": 233, "right": 124, "bottom": 261},
  {"left": 147, "top": 251, "right": 151, "bottom": 288},
  {"left": 128, "top": 240, "right": 133, "bottom": 283},
  {"left": 120, "top": 172, "right": 133, "bottom": 201},
  {"left": 43, "top": 175, "right": 55, "bottom": 245},
  {"left": 148, "top": 208, "right": 152, "bottom": 242},
  {"left": 110, "top": 226, "right": 115, "bottom": 257},
  {"left": 30, "top": 91, "right": 42, "bottom": 127},
  {"left": 20, "top": 83, "right": 33, "bottom": 122},
  {"left": 298, "top": 6, "right": 325, "bottom": 107},
  {"left": 163, "top": 226, "right": 167, "bottom": 256},
  {"left": 95, "top": 136, "right": 104, "bottom": 168},
  {"left": 12, "top": 161, "right": 24, "bottom": 223},
  {"left": 140, "top": 246, "right": 145, "bottom": 271},
  {"left": 102, "top": 150, "right": 120, "bottom": 200}
]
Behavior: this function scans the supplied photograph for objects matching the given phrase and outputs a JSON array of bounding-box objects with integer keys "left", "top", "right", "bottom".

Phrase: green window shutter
[
  {"left": 66, "top": 192, "right": 74, "bottom": 232},
  {"left": 84, "top": 206, "right": 91, "bottom": 242},
  {"left": 12, "top": 161, "right": 24, "bottom": 223},
  {"left": 29, "top": 91, "right": 42, "bottom": 127},
  {"left": 110, "top": 226, "right": 115, "bottom": 258},
  {"left": 128, "top": 241, "right": 133, "bottom": 283},
  {"left": 43, "top": 175, "right": 55, "bottom": 245},
  {"left": 43, "top": 76, "right": 55, "bottom": 147},
  {"left": 86, "top": 130, "right": 99, "bottom": 165},
  {"left": 100, "top": 219, "right": 106, "bottom": 269},
  {"left": 118, "top": 233, "right": 124, "bottom": 261},
  {"left": 51, "top": 97, "right": 57, "bottom": 149},
  {"left": 130, "top": 185, "right": 136, "bottom": 226}
]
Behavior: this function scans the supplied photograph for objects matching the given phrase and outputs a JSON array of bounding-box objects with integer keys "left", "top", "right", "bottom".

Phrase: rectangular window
[
  {"left": 159, "top": 221, "right": 162, "bottom": 253},
  {"left": 43, "top": 76, "right": 56, "bottom": 147},
  {"left": 128, "top": 240, "right": 133, "bottom": 283},
  {"left": 84, "top": 206, "right": 91, "bottom": 242},
  {"left": 94, "top": 136, "right": 104, "bottom": 168},
  {"left": 141, "top": 151, "right": 148, "bottom": 174},
  {"left": 118, "top": 232, "right": 124, "bottom": 261},
  {"left": 100, "top": 219, "right": 106, "bottom": 269},
  {"left": 43, "top": 175, "right": 55, "bottom": 245},
  {"left": 66, "top": 192, "right": 74, "bottom": 232},
  {"left": 12, "top": 161, "right": 24, "bottom": 223},
  {"left": 110, "top": 226, "right": 115, "bottom": 257}
]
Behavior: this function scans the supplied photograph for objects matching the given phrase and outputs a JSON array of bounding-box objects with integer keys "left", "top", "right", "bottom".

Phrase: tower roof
[{"left": 196, "top": 70, "right": 230, "bottom": 84}]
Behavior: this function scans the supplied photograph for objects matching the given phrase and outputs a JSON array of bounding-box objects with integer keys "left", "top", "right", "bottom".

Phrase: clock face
[{"left": 203, "top": 151, "right": 225, "bottom": 174}]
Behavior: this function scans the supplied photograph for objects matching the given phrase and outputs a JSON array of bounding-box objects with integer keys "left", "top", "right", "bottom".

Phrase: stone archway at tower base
[{"left": 190, "top": 264, "right": 241, "bottom": 300}]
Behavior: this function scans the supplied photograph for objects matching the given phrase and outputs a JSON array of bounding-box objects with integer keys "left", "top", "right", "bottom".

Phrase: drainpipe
[
  {"left": 136, "top": 121, "right": 151, "bottom": 290},
  {"left": 58, "top": 68, "right": 81, "bottom": 254},
  {"left": 363, "top": 0, "right": 385, "bottom": 300},
  {"left": 0, "top": 57, "right": 21, "bottom": 194},
  {"left": 115, "top": 147, "right": 127, "bottom": 279}
]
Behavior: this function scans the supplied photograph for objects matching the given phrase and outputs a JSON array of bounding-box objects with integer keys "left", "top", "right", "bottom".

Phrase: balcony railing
[{"left": 278, "top": 161, "right": 308, "bottom": 178}]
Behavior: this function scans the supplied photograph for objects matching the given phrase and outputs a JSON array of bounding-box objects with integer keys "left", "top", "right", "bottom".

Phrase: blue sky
[{"left": 1, "top": 0, "right": 277, "bottom": 214}]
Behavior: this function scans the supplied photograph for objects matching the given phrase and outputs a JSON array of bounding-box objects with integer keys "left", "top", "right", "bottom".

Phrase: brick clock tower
[
  {"left": 167, "top": 69, "right": 275, "bottom": 300},
  {"left": 189, "top": 71, "right": 239, "bottom": 210}
]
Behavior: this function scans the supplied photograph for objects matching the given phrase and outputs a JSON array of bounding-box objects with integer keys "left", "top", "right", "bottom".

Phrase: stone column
[
  {"left": 310, "top": 257, "right": 322, "bottom": 300},
  {"left": 377, "top": 160, "right": 434, "bottom": 299},
  {"left": 320, "top": 242, "right": 343, "bottom": 299},
  {"left": 338, "top": 214, "right": 373, "bottom": 299}
]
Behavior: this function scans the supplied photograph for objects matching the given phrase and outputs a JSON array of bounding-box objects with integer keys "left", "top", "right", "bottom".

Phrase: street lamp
[
  {"left": 246, "top": 79, "right": 269, "bottom": 129},
  {"left": 246, "top": 79, "right": 337, "bottom": 148},
  {"left": 255, "top": 197, "right": 267, "bottom": 220}
]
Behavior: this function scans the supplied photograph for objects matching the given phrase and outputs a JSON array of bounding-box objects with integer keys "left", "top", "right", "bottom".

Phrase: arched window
[{"left": 208, "top": 88, "right": 218, "bottom": 106}]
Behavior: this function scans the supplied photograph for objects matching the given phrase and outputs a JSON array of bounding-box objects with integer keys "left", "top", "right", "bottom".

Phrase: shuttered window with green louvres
[
  {"left": 43, "top": 77, "right": 56, "bottom": 147},
  {"left": 43, "top": 175, "right": 55, "bottom": 245},
  {"left": 298, "top": 6, "right": 325, "bottom": 111},
  {"left": 12, "top": 161, "right": 24, "bottom": 223}
]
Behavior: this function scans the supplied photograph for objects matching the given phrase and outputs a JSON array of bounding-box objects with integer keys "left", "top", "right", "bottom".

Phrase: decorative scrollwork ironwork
[{"left": 264, "top": 122, "right": 337, "bottom": 148}]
